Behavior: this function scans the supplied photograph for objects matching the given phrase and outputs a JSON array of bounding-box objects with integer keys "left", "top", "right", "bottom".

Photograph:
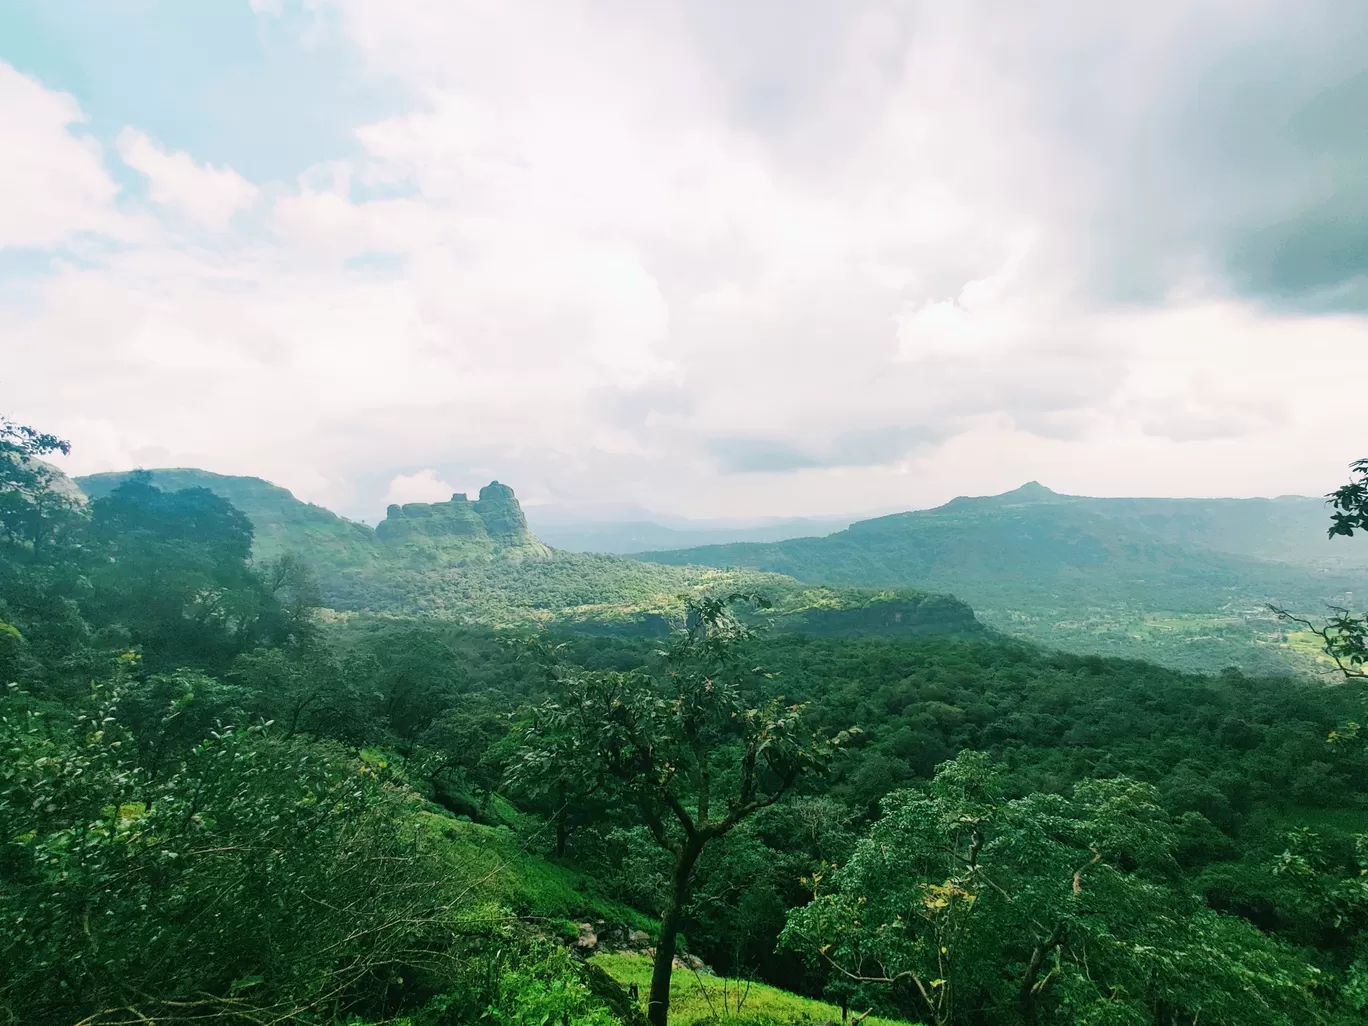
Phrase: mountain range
[
  {"left": 74, "top": 469, "right": 977, "bottom": 638},
  {"left": 74, "top": 470, "right": 1365, "bottom": 673},
  {"left": 640, "top": 481, "right": 1367, "bottom": 672},
  {"left": 522, "top": 506, "right": 859, "bottom": 555}
]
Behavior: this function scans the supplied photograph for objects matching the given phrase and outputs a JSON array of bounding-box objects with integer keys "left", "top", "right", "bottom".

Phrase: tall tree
[
  {"left": 510, "top": 595, "right": 853, "bottom": 1026},
  {"left": 0, "top": 419, "right": 94, "bottom": 678},
  {"left": 85, "top": 473, "right": 277, "bottom": 669}
]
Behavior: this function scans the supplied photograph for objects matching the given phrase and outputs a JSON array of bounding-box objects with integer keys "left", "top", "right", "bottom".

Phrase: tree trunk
[
  {"left": 647, "top": 841, "right": 701, "bottom": 1026},
  {"left": 555, "top": 807, "right": 568, "bottom": 858},
  {"left": 1018, "top": 928, "right": 1063, "bottom": 1025}
]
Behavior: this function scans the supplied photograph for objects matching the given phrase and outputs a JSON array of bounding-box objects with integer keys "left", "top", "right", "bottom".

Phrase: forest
[
  {"left": 642, "top": 482, "right": 1368, "bottom": 676},
  {"left": 5, "top": 419, "right": 1368, "bottom": 1026}
]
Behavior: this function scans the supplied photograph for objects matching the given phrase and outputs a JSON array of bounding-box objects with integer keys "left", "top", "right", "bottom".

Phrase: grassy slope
[
  {"left": 424, "top": 814, "right": 654, "bottom": 935},
  {"left": 421, "top": 815, "right": 905, "bottom": 1025},
  {"left": 591, "top": 953, "right": 904, "bottom": 1026}
]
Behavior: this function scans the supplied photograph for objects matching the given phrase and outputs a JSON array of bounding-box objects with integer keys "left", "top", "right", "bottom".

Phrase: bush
[{"left": 0, "top": 681, "right": 479, "bottom": 1025}]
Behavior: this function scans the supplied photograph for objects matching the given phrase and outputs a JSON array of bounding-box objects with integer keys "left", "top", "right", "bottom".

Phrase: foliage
[
  {"left": 1269, "top": 458, "right": 1368, "bottom": 684},
  {"left": 754, "top": 632, "right": 1368, "bottom": 822},
  {"left": 1328, "top": 459, "right": 1368, "bottom": 540},
  {"left": 510, "top": 596, "right": 854, "bottom": 1026},
  {"left": 782, "top": 753, "right": 1332, "bottom": 1025},
  {"left": 482, "top": 946, "right": 620, "bottom": 1026},
  {"left": 642, "top": 486, "right": 1368, "bottom": 675},
  {"left": 12, "top": 420, "right": 1368, "bottom": 1025},
  {"left": 0, "top": 680, "right": 480, "bottom": 1026},
  {"left": 0, "top": 417, "right": 77, "bottom": 549}
]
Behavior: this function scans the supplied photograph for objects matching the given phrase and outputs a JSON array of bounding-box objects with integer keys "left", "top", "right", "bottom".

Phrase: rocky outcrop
[
  {"left": 377, "top": 493, "right": 489, "bottom": 542},
  {"left": 375, "top": 482, "right": 553, "bottom": 563},
  {"left": 473, "top": 482, "right": 536, "bottom": 544},
  {"left": 34, "top": 460, "right": 86, "bottom": 504}
]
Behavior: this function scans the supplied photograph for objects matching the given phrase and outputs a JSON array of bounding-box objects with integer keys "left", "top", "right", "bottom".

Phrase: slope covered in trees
[
  {"left": 641, "top": 482, "right": 1368, "bottom": 672},
  {"left": 8, "top": 422, "right": 1368, "bottom": 1025},
  {"left": 75, "top": 468, "right": 979, "bottom": 637}
]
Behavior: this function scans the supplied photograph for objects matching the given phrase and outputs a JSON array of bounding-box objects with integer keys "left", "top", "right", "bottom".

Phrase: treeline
[
  {"left": 0, "top": 426, "right": 630, "bottom": 1025},
  {"left": 5, "top": 419, "right": 1368, "bottom": 1025}
]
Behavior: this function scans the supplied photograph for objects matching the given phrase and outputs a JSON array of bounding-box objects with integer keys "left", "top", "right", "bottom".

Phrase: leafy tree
[
  {"left": 0, "top": 679, "right": 479, "bottom": 1025},
  {"left": 84, "top": 473, "right": 282, "bottom": 669},
  {"left": 0, "top": 420, "right": 94, "bottom": 677},
  {"left": 0, "top": 418, "right": 77, "bottom": 550},
  {"left": 256, "top": 550, "right": 324, "bottom": 652},
  {"left": 510, "top": 595, "right": 854, "bottom": 1026},
  {"left": 1328, "top": 459, "right": 1368, "bottom": 540},
  {"left": 115, "top": 668, "right": 254, "bottom": 778},
  {"left": 360, "top": 628, "right": 466, "bottom": 742},
  {"left": 1271, "top": 826, "right": 1368, "bottom": 1013},
  {"left": 782, "top": 752, "right": 1327, "bottom": 1026}
]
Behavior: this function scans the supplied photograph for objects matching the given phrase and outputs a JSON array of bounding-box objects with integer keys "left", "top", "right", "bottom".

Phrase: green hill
[
  {"left": 936, "top": 482, "right": 1363, "bottom": 570},
  {"left": 79, "top": 468, "right": 381, "bottom": 570},
  {"left": 639, "top": 483, "right": 1368, "bottom": 672},
  {"left": 75, "top": 469, "right": 979, "bottom": 637}
]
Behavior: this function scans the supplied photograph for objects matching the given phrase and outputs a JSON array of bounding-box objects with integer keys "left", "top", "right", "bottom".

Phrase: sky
[{"left": 4, "top": 0, "right": 1368, "bottom": 523}]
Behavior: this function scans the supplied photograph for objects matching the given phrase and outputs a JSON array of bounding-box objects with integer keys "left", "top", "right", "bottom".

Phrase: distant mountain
[
  {"left": 640, "top": 482, "right": 1368, "bottom": 673},
  {"left": 74, "top": 469, "right": 978, "bottom": 638},
  {"left": 524, "top": 510, "right": 856, "bottom": 554},
  {"left": 931, "top": 482, "right": 1362, "bottom": 570}
]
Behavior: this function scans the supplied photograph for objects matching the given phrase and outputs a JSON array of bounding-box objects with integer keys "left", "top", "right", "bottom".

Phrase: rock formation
[
  {"left": 473, "top": 482, "right": 534, "bottom": 543},
  {"left": 377, "top": 492, "right": 488, "bottom": 542},
  {"left": 375, "top": 481, "right": 552, "bottom": 563}
]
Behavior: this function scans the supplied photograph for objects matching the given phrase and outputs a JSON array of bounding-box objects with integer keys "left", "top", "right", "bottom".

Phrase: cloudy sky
[{"left": 4, "top": 0, "right": 1367, "bottom": 522}]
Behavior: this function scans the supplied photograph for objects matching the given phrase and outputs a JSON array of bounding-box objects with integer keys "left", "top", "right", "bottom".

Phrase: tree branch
[{"left": 1269, "top": 605, "right": 1368, "bottom": 679}]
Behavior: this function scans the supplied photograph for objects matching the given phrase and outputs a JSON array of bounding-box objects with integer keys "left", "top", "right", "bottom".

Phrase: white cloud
[
  {"left": 384, "top": 469, "right": 459, "bottom": 507},
  {"left": 0, "top": 61, "right": 122, "bottom": 247},
  {"left": 117, "top": 128, "right": 258, "bottom": 229},
  {"left": 7, "top": 3, "right": 1368, "bottom": 521}
]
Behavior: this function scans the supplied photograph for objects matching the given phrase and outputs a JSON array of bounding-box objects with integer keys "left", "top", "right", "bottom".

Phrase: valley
[{"left": 5, "top": 439, "right": 1368, "bottom": 1026}]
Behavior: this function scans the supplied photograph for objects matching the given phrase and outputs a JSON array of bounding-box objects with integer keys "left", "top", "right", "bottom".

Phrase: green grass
[
  {"left": 424, "top": 814, "right": 655, "bottom": 935},
  {"left": 590, "top": 952, "right": 907, "bottom": 1026}
]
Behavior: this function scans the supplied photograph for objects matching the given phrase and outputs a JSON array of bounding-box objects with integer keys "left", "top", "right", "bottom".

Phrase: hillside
[
  {"left": 525, "top": 509, "right": 856, "bottom": 554},
  {"left": 79, "top": 468, "right": 381, "bottom": 569},
  {"left": 940, "top": 482, "right": 1364, "bottom": 570},
  {"left": 641, "top": 482, "right": 1368, "bottom": 672},
  {"left": 75, "top": 469, "right": 979, "bottom": 637},
  {"left": 13, "top": 439, "right": 1368, "bottom": 1025}
]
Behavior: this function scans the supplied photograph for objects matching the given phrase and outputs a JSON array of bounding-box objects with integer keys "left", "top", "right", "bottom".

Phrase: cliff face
[
  {"left": 473, "top": 482, "right": 531, "bottom": 543},
  {"left": 376, "top": 481, "right": 552, "bottom": 563},
  {"left": 377, "top": 493, "right": 488, "bottom": 542}
]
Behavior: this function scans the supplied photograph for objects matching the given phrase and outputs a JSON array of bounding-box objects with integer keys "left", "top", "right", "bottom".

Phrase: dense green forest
[
  {"left": 6, "top": 421, "right": 1368, "bottom": 1025},
  {"left": 642, "top": 482, "right": 1368, "bottom": 674}
]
